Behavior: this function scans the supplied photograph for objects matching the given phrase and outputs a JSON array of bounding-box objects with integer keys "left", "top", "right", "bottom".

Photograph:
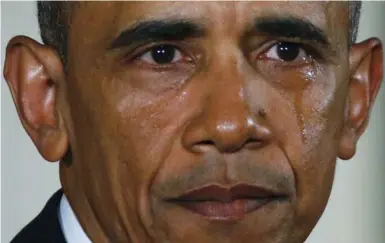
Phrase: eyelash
[
  {"left": 125, "top": 42, "right": 189, "bottom": 60},
  {"left": 125, "top": 41, "right": 325, "bottom": 67},
  {"left": 260, "top": 39, "right": 324, "bottom": 59}
]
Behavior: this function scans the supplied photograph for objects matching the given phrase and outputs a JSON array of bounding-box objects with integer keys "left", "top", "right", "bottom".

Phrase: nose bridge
[
  {"left": 207, "top": 63, "right": 248, "bottom": 130},
  {"left": 181, "top": 44, "right": 273, "bottom": 154},
  {"left": 198, "top": 59, "right": 268, "bottom": 152}
]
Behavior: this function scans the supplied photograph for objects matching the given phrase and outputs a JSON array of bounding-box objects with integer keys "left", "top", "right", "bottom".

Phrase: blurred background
[{"left": 1, "top": 1, "right": 385, "bottom": 243}]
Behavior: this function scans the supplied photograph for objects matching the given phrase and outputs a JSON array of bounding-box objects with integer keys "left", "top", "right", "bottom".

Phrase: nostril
[
  {"left": 244, "top": 139, "right": 265, "bottom": 150},
  {"left": 190, "top": 140, "right": 216, "bottom": 153},
  {"left": 199, "top": 140, "right": 215, "bottom": 146}
]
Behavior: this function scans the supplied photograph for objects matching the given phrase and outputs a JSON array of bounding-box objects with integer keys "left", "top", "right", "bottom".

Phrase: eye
[
  {"left": 262, "top": 42, "right": 310, "bottom": 62},
  {"left": 138, "top": 44, "right": 184, "bottom": 65}
]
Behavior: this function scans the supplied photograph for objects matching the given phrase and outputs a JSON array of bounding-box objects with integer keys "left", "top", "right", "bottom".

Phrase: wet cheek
[
  {"left": 300, "top": 87, "right": 332, "bottom": 152},
  {"left": 300, "top": 68, "right": 341, "bottom": 153},
  {"left": 245, "top": 65, "right": 339, "bottom": 164},
  {"left": 114, "top": 89, "right": 192, "bottom": 181},
  {"left": 274, "top": 66, "right": 336, "bottom": 149},
  {"left": 244, "top": 75, "right": 304, "bottom": 165},
  {"left": 283, "top": 70, "right": 340, "bottom": 206}
]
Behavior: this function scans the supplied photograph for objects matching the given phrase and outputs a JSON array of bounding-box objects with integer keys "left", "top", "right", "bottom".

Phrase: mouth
[{"left": 166, "top": 184, "right": 287, "bottom": 221}]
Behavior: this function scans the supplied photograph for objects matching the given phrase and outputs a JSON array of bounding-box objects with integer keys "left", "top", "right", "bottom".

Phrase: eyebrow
[
  {"left": 109, "top": 19, "right": 205, "bottom": 50},
  {"left": 248, "top": 16, "right": 330, "bottom": 47}
]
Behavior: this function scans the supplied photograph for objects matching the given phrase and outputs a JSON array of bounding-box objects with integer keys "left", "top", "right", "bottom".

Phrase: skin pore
[{"left": 3, "top": 2, "right": 383, "bottom": 243}]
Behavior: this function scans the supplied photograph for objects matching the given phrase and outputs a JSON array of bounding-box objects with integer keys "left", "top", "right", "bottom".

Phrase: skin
[{"left": 3, "top": 2, "right": 383, "bottom": 243}]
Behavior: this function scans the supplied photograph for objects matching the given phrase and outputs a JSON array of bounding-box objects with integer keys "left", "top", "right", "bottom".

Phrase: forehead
[{"left": 71, "top": 2, "right": 348, "bottom": 38}]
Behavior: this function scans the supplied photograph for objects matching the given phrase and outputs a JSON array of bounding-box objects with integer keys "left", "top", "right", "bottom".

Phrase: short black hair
[
  {"left": 349, "top": 1, "right": 362, "bottom": 46},
  {"left": 37, "top": 2, "right": 69, "bottom": 62},
  {"left": 37, "top": 1, "right": 362, "bottom": 63}
]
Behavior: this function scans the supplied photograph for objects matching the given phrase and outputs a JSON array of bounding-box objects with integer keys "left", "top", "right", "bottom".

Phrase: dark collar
[{"left": 11, "top": 189, "right": 67, "bottom": 243}]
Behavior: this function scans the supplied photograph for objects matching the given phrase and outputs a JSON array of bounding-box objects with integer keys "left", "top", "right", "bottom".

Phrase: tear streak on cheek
[{"left": 300, "top": 79, "right": 336, "bottom": 151}]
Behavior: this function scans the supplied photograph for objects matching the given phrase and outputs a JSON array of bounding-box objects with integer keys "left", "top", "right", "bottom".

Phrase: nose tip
[
  {"left": 213, "top": 119, "right": 250, "bottom": 152},
  {"left": 182, "top": 113, "right": 273, "bottom": 154},
  {"left": 214, "top": 121, "right": 248, "bottom": 152},
  {"left": 213, "top": 116, "right": 272, "bottom": 152}
]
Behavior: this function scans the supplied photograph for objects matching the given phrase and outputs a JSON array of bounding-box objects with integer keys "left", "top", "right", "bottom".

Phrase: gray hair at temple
[
  {"left": 37, "top": 1, "right": 362, "bottom": 63},
  {"left": 349, "top": 1, "right": 362, "bottom": 46}
]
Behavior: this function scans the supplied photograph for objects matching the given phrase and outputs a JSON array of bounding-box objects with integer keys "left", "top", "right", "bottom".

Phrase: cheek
[
  {"left": 293, "top": 73, "right": 347, "bottom": 223},
  {"left": 289, "top": 75, "right": 345, "bottom": 224},
  {"left": 109, "top": 85, "right": 203, "bottom": 222},
  {"left": 301, "top": 78, "right": 336, "bottom": 150},
  {"left": 247, "top": 64, "right": 344, "bottom": 222},
  {"left": 66, "top": 69, "right": 195, "bottom": 238}
]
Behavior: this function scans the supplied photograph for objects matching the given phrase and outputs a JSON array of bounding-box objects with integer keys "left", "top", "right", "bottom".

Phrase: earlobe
[
  {"left": 338, "top": 38, "right": 383, "bottom": 160},
  {"left": 3, "top": 36, "right": 68, "bottom": 162}
]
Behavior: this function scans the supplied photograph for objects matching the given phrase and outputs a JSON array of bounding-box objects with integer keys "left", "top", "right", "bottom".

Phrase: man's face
[
  {"left": 6, "top": 1, "right": 383, "bottom": 243},
  {"left": 59, "top": 2, "right": 350, "bottom": 242}
]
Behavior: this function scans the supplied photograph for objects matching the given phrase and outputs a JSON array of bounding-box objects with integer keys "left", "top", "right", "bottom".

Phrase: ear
[
  {"left": 338, "top": 38, "right": 383, "bottom": 160},
  {"left": 3, "top": 36, "right": 68, "bottom": 162}
]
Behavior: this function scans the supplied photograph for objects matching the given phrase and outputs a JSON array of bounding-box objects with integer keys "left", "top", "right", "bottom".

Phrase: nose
[{"left": 182, "top": 72, "right": 273, "bottom": 154}]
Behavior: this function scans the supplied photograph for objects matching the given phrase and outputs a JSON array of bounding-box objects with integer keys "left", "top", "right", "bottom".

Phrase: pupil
[
  {"left": 276, "top": 42, "right": 300, "bottom": 61},
  {"left": 151, "top": 45, "right": 176, "bottom": 64}
]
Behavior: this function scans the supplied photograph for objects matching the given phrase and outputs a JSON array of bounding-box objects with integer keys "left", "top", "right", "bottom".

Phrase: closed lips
[{"left": 167, "top": 184, "right": 287, "bottom": 221}]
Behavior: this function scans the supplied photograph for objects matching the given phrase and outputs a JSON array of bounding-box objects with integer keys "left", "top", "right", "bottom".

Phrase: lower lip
[{"left": 176, "top": 198, "right": 271, "bottom": 221}]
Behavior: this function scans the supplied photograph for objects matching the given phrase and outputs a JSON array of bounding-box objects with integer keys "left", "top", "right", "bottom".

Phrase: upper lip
[{"left": 170, "top": 184, "right": 285, "bottom": 203}]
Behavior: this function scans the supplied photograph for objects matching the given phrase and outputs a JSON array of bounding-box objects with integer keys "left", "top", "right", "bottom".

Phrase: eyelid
[
  {"left": 252, "top": 40, "right": 326, "bottom": 63},
  {"left": 141, "top": 46, "right": 184, "bottom": 65},
  {"left": 123, "top": 42, "right": 195, "bottom": 64}
]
